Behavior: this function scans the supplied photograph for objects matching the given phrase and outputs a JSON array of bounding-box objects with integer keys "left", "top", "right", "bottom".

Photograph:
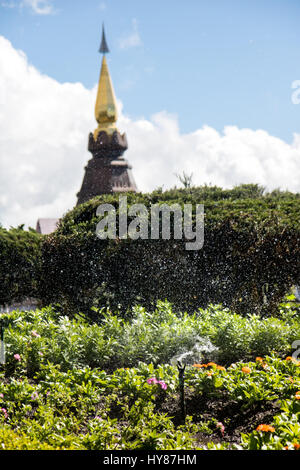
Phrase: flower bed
[{"left": 0, "top": 301, "right": 299, "bottom": 449}]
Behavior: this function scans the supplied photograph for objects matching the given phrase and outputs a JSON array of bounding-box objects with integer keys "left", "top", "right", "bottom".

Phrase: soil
[{"left": 155, "top": 388, "right": 282, "bottom": 447}]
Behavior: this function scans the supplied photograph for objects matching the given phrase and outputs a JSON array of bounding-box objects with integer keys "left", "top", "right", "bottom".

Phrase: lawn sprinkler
[
  {"left": 177, "top": 360, "right": 186, "bottom": 422},
  {"left": 0, "top": 319, "right": 5, "bottom": 365}
]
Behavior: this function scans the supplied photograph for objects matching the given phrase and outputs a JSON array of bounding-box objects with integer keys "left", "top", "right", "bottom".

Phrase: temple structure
[
  {"left": 36, "top": 25, "right": 137, "bottom": 234},
  {"left": 76, "top": 25, "right": 137, "bottom": 206},
  {"left": 36, "top": 218, "right": 58, "bottom": 235}
]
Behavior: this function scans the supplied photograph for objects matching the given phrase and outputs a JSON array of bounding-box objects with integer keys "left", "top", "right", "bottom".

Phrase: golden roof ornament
[{"left": 94, "top": 24, "right": 118, "bottom": 139}]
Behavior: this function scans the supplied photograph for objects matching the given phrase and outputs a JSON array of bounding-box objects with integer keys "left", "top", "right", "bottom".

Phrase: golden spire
[{"left": 94, "top": 25, "right": 118, "bottom": 139}]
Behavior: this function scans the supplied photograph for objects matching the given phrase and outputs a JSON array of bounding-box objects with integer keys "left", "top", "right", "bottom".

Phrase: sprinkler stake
[{"left": 177, "top": 360, "right": 186, "bottom": 422}]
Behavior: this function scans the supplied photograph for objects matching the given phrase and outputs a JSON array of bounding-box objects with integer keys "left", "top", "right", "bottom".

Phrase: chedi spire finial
[
  {"left": 99, "top": 23, "right": 110, "bottom": 54},
  {"left": 94, "top": 24, "right": 118, "bottom": 139}
]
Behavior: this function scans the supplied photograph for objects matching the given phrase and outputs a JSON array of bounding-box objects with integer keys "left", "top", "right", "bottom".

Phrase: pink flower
[
  {"left": 31, "top": 331, "right": 40, "bottom": 338},
  {"left": 158, "top": 380, "right": 168, "bottom": 390},
  {"left": 0, "top": 393, "right": 4, "bottom": 399},
  {"left": 31, "top": 392, "right": 39, "bottom": 401},
  {"left": 147, "top": 378, "right": 158, "bottom": 385},
  {"left": 38, "top": 352, "right": 43, "bottom": 356},
  {"left": 13, "top": 354, "right": 21, "bottom": 361},
  {"left": 216, "top": 422, "right": 225, "bottom": 435},
  {"left": 146, "top": 378, "right": 168, "bottom": 390},
  {"left": 1, "top": 408, "right": 8, "bottom": 419}
]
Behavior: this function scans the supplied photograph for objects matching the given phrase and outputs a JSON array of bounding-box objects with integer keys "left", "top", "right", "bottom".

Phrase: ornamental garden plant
[
  {"left": 40, "top": 185, "right": 300, "bottom": 319},
  {"left": 0, "top": 299, "right": 300, "bottom": 450}
]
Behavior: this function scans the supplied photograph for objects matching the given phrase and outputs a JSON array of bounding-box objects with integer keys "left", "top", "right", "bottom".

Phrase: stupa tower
[{"left": 77, "top": 25, "right": 137, "bottom": 205}]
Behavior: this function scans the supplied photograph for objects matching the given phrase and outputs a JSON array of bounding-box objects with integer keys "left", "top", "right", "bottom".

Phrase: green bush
[
  {"left": 40, "top": 185, "right": 300, "bottom": 318},
  {"left": 1, "top": 301, "right": 300, "bottom": 373},
  {"left": 0, "top": 427, "right": 59, "bottom": 450},
  {"left": 0, "top": 226, "right": 42, "bottom": 305}
]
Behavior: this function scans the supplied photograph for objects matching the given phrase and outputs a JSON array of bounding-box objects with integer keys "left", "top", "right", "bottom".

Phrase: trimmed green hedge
[
  {"left": 0, "top": 226, "right": 42, "bottom": 306},
  {"left": 40, "top": 185, "right": 300, "bottom": 318}
]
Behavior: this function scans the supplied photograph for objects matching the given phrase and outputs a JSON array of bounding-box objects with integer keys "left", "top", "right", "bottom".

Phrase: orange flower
[
  {"left": 256, "top": 357, "right": 263, "bottom": 362},
  {"left": 288, "top": 377, "right": 294, "bottom": 383},
  {"left": 285, "top": 356, "right": 298, "bottom": 363},
  {"left": 207, "top": 362, "right": 217, "bottom": 367},
  {"left": 295, "top": 392, "right": 300, "bottom": 400},
  {"left": 294, "top": 443, "right": 300, "bottom": 450},
  {"left": 206, "top": 372, "right": 213, "bottom": 377},
  {"left": 256, "top": 424, "right": 275, "bottom": 432},
  {"left": 242, "top": 366, "right": 251, "bottom": 374},
  {"left": 216, "top": 365, "right": 226, "bottom": 371},
  {"left": 192, "top": 364, "right": 207, "bottom": 368}
]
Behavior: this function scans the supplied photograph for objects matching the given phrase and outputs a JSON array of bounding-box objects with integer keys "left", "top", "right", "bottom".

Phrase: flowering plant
[{"left": 146, "top": 377, "right": 168, "bottom": 390}]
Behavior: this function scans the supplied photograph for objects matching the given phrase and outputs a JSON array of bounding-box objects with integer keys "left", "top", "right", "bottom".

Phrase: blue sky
[
  {"left": 1, "top": 0, "right": 300, "bottom": 142},
  {"left": 1, "top": 0, "right": 300, "bottom": 228}
]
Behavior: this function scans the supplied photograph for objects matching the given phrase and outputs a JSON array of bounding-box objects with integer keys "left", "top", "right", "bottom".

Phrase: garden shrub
[
  {"left": 39, "top": 184, "right": 300, "bottom": 319},
  {"left": 0, "top": 226, "right": 42, "bottom": 306},
  {"left": 1, "top": 301, "right": 299, "bottom": 373},
  {"left": 0, "top": 427, "right": 58, "bottom": 450}
]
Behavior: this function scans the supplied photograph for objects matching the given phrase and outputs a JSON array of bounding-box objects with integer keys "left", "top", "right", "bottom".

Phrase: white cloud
[
  {"left": 0, "top": 35, "right": 299, "bottom": 228},
  {"left": 121, "top": 114, "right": 300, "bottom": 197},
  {"left": 22, "top": 0, "right": 55, "bottom": 15},
  {"left": 1, "top": 0, "right": 55, "bottom": 14},
  {"left": 118, "top": 18, "right": 142, "bottom": 50},
  {"left": 0, "top": 36, "right": 94, "bottom": 228}
]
